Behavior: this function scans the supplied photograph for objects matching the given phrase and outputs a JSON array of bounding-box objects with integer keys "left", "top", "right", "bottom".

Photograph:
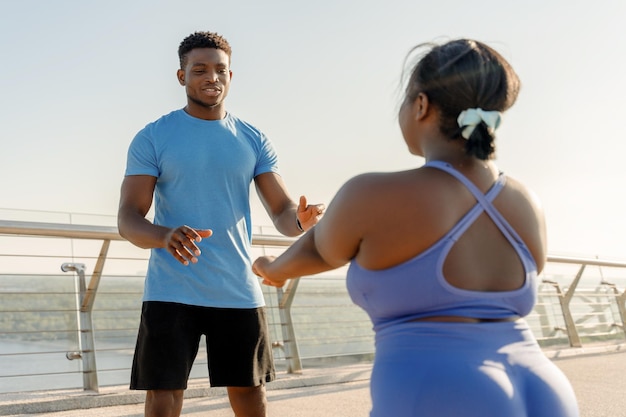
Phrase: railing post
[
  {"left": 61, "top": 262, "right": 99, "bottom": 392},
  {"left": 543, "top": 264, "right": 586, "bottom": 348},
  {"left": 618, "top": 291, "right": 626, "bottom": 338},
  {"left": 534, "top": 292, "right": 553, "bottom": 339},
  {"left": 276, "top": 279, "right": 303, "bottom": 374},
  {"left": 80, "top": 240, "right": 110, "bottom": 312},
  {"left": 601, "top": 280, "right": 626, "bottom": 339}
]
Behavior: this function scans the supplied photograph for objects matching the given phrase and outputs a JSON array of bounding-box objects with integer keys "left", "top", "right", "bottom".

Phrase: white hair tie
[{"left": 457, "top": 108, "right": 502, "bottom": 140}]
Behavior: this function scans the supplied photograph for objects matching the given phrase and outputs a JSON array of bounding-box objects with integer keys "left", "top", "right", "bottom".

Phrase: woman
[{"left": 253, "top": 39, "right": 579, "bottom": 417}]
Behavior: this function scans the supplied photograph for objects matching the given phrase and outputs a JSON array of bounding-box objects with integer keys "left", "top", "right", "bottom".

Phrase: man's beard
[{"left": 188, "top": 94, "right": 221, "bottom": 109}]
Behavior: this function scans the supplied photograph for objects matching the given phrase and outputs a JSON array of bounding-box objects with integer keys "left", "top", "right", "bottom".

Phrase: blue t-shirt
[{"left": 125, "top": 109, "right": 279, "bottom": 308}]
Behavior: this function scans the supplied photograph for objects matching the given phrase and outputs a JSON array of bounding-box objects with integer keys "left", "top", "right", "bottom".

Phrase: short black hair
[{"left": 178, "top": 31, "right": 232, "bottom": 69}]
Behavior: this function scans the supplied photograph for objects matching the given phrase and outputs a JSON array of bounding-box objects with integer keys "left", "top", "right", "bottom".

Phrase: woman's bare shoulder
[{"left": 501, "top": 175, "right": 545, "bottom": 214}]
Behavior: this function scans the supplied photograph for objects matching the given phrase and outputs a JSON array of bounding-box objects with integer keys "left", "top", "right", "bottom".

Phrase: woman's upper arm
[
  {"left": 530, "top": 191, "right": 548, "bottom": 273},
  {"left": 503, "top": 177, "right": 548, "bottom": 273},
  {"left": 313, "top": 177, "right": 366, "bottom": 268}
]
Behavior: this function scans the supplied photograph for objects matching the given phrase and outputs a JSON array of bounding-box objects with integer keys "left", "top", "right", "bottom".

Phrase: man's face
[{"left": 177, "top": 48, "right": 232, "bottom": 113}]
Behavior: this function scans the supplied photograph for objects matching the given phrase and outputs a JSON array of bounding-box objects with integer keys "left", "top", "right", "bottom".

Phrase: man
[{"left": 118, "top": 31, "right": 324, "bottom": 417}]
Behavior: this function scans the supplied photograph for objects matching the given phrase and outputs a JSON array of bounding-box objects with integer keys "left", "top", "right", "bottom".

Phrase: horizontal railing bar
[
  {"left": 3, "top": 221, "right": 626, "bottom": 267},
  {"left": 0, "top": 370, "right": 84, "bottom": 379},
  {"left": 0, "top": 330, "right": 76, "bottom": 336},
  {"left": 0, "top": 309, "right": 81, "bottom": 313},
  {"left": 546, "top": 255, "right": 626, "bottom": 268},
  {"left": 0, "top": 220, "right": 122, "bottom": 240},
  {"left": 297, "top": 277, "right": 348, "bottom": 281},
  {"left": 93, "top": 291, "right": 144, "bottom": 294},
  {"left": 298, "top": 316, "right": 371, "bottom": 327},
  {"left": 574, "top": 324, "right": 620, "bottom": 329},
  {"left": 79, "top": 349, "right": 135, "bottom": 355},
  {"left": 0, "top": 220, "right": 296, "bottom": 247},
  {"left": 0, "top": 293, "right": 84, "bottom": 296},
  {"left": 299, "top": 352, "right": 373, "bottom": 360},
  {"left": 296, "top": 321, "right": 370, "bottom": 326},
  {"left": 0, "top": 274, "right": 80, "bottom": 278},
  {"left": 287, "top": 305, "right": 369, "bottom": 309},
  {"left": 0, "top": 350, "right": 77, "bottom": 357},
  {"left": 298, "top": 336, "right": 373, "bottom": 343},
  {"left": 96, "top": 367, "right": 142, "bottom": 373},
  {"left": 0, "top": 293, "right": 140, "bottom": 298},
  {"left": 0, "top": 254, "right": 87, "bottom": 260},
  {"left": 0, "top": 274, "right": 144, "bottom": 281},
  {"left": 91, "top": 335, "right": 137, "bottom": 339},
  {"left": 0, "top": 254, "right": 150, "bottom": 262},
  {"left": 95, "top": 369, "right": 135, "bottom": 374}
]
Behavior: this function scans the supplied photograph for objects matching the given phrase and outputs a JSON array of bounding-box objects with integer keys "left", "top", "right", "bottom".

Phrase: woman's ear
[{"left": 414, "top": 92, "right": 430, "bottom": 120}]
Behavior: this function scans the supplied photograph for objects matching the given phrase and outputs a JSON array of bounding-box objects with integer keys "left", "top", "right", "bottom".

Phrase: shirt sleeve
[
  {"left": 254, "top": 132, "right": 280, "bottom": 177},
  {"left": 124, "top": 129, "right": 160, "bottom": 177}
]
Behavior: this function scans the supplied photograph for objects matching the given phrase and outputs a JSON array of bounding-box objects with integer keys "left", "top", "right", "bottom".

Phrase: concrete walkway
[{"left": 2, "top": 344, "right": 626, "bottom": 416}]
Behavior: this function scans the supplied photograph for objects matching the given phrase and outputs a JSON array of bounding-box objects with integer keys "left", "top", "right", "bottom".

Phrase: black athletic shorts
[{"left": 130, "top": 301, "right": 275, "bottom": 390}]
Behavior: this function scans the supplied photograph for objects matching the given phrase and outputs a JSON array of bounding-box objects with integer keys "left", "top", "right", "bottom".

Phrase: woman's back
[
  {"left": 345, "top": 161, "right": 541, "bottom": 328},
  {"left": 351, "top": 160, "right": 546, "bottom": 294}
]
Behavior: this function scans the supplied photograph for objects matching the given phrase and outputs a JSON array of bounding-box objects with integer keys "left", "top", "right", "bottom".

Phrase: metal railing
[
  {"left": 539, "top": 256, "right": 626, "bottom": 347},
  {"left": 1, "top": 219, "right": 626, "bottom": 394}
]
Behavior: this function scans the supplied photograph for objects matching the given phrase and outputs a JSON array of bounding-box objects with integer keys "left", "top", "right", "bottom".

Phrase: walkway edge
[
  {"left": 543, "top": 341, "right": 626, "bottom": 359},
  {"left": 0, "top": 363, "right": 373, "bottom": 415},
  {"left": 2, "top": 343, "right": 625, "bottom": 415}
]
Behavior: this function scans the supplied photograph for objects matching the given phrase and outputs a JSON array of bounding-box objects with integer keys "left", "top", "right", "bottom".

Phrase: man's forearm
[{"left": 118, "top": 212, "right": 169, "bottom": 249}]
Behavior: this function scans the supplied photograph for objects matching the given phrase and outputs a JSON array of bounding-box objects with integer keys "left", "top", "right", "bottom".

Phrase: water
[
  {"left": 4, "top": 270, "right": 625, "bottom": 394},
  {"left": 0, "top": 274, "right": 374, "bottom": 393}
]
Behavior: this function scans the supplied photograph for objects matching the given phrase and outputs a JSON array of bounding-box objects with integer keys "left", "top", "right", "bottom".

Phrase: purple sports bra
[{"left": 346, "top": 161, "right": 538, "bottom": 331}]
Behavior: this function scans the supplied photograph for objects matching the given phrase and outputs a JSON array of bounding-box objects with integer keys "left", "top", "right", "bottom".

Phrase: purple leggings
[{"left": 369, "top": 320, "right": 578, "bottom": 417}]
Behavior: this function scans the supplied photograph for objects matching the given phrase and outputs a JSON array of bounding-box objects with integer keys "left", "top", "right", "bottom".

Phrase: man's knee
[
  {"left": 145, "top": 389, "right": 184, "bottom": 417},
  {"left": 228, "top": 385, "right": 267, "bottom": 417}
]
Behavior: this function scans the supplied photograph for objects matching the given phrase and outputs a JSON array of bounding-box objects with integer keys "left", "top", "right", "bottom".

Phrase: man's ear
[{"left": 177, "top": 69, "right": 185, "bottom": 86}]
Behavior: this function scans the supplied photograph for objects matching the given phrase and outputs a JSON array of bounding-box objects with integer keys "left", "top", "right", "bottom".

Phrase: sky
[{"left": 1, "top": 0, "right": 625, "bottom": 260}]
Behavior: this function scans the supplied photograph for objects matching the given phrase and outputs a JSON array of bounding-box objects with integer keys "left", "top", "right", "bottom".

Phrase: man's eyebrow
[{"left": 190, "top": 62, "right": 229, "bottom": 68}]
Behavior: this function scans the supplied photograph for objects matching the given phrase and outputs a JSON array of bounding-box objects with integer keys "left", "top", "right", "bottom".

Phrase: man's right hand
[{"left": 164, "top": 226, "right": 213, "bottom": 265}]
